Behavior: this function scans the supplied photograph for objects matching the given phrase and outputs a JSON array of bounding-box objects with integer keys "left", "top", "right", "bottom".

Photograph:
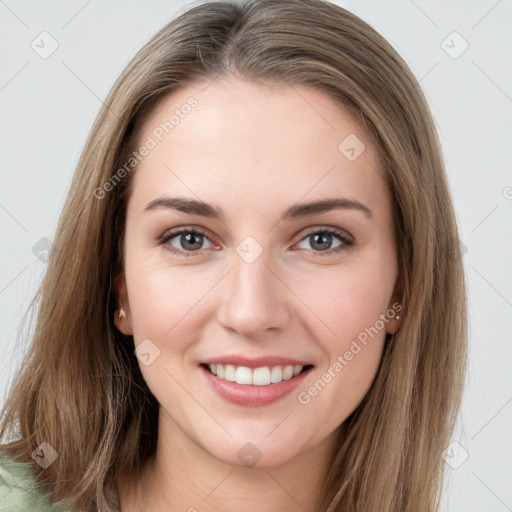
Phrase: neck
[{"left": 117, "top": 410, "right": 335, "bottom": 512}]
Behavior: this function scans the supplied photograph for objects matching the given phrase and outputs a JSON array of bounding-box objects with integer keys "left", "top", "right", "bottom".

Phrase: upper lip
[{"left": 201, "top": 355, "right": 314, "bottom": 368}]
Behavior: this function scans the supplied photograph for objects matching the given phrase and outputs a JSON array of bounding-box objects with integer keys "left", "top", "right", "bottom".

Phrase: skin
[{"left": 114, "top": 77, "right": 402, "bottom": 512}]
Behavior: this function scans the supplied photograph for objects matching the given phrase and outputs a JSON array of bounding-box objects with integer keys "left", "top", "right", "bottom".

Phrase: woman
[{"left": 0, "top": 0, "right": 467, "bottom": 510}]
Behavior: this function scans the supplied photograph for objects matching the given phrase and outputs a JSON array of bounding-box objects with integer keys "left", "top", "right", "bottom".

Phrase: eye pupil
[
  {"left": 310, "top": 233, "right": 332, "bottom": 251},
  {"left": 181, "top": 232, "right": 203, "bottom": 250},
  {"left": 167, "top": 229, "right": 347, "bottom": 256}
]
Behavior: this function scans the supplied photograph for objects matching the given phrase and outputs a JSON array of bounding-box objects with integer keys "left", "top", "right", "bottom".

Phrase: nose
[{"left": 215, "top": 252, "right": 292, "bottom": 338}]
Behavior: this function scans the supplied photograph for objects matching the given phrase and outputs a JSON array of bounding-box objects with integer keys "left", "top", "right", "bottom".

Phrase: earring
[
  {"left": 118, "top": 307, "right": 126, "bottom": 319},
  {"left": 396, "top": 314, "right": 400, "bottom": 320}
]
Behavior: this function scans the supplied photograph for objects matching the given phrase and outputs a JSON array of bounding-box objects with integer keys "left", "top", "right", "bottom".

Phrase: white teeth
[
  {"left": 224, "top": 364, "right": 236, "bottom": 382},
  {"left": 282, "top": 366, "right": 294, "bottom": 380},
  {"left": 270, "top": 366, "right": 283, "bottom": 383},
  {"left": 235, "top": 366, "right": 253, "bottom": 385},
  {"left": 207, "top": 364, "right": 306, "bottom": 385},
  {"left": 253, "top": 367, "right": 271, "bottom": 386}
]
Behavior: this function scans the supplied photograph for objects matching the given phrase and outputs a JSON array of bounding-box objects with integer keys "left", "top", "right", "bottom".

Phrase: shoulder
[{"left": 0, "top": 447, "right": 67, "bottom": 511}]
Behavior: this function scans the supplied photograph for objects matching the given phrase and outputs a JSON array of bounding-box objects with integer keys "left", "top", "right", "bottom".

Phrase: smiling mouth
[{"left": 200, "top": 363, "right": 314, "bottom": 386}]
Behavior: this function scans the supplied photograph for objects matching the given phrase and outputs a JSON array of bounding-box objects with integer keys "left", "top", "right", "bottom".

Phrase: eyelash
[{"left": 158, "top": 226, "right": 354, "bottom": 258}]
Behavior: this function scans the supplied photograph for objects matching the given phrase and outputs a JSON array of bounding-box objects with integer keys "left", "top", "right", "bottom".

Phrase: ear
[
  {"left": 385, "top": 275, "right": 404, "bottom": 335},
  {"left": 114, "top": 275, "right": 133, "bottom": 335}
]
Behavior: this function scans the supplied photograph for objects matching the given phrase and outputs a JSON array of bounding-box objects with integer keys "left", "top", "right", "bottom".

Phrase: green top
[{"left": 0, "top": 448, "right": 120, "bottom": 511}]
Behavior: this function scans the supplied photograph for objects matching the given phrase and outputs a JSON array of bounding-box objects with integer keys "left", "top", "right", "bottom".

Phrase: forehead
[{"left": 129, "top": 78, "right": 389, "bottom": 216}]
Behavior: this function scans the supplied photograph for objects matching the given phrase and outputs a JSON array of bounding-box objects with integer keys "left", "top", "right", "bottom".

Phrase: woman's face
[{"left": 117, "top": 77, "right": 400, "bottom": 467}]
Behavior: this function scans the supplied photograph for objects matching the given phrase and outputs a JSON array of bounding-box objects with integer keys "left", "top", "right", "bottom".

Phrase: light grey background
[{"left": 1, "top": 1, "right": 511, "bottom": 510}]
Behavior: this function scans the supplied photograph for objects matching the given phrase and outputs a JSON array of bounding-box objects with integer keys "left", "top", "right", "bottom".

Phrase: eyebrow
[{"left": 144, "top": 196, "right": 373, "bottom": 220}]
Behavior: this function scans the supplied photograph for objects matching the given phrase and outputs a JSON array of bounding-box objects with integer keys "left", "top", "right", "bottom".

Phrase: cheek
[
  {"left": 128, "top": 264, "right": 199, "bottom": 334},
  {"left": 125, "top": 260, "right": 212, "bottom": 399},
  {"left": 291, "top": 267, "right": 391, "bottom": 427},
  {"left": 296, "top": 262, "right": 393, "bottom": 347},
  {"left": 127, "top": 249, "right": 394, "bottom": 347}
]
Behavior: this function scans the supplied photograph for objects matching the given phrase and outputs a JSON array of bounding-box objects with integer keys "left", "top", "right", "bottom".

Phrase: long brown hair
[{"left": 0, "top": 0, "right": 467, "bottom": 510}]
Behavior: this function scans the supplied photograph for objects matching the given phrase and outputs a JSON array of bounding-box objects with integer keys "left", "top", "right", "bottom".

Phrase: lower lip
[{"left": 199, "top": 365, "right": 313, "bottom": 407}]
